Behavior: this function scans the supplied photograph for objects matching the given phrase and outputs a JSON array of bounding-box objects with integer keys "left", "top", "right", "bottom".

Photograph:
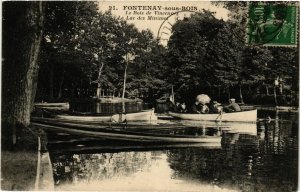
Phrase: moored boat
[
  {"left": 169, "top": 109, "right": 257, "bottom": 122},
  {"left": 111, "top": 109, "right": 158, "bottom": 122},
  {"left": 56, "top": 114, "right": 112, "bottom": 122},
  {"left": 34, "top": 102, "right": 69, "bottom": 111},
  {"left": 55, "top": 109, "right": 158, "bottom": 123},
  {"left": 31, "top": 122, "right": 221, "bottom": 143}
]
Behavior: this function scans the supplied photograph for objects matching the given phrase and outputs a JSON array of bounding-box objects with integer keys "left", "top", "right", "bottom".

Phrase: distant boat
[
  {"left": 99, "top": 97, "right": 143, "bottom": 103},
  {"left": 34, "top": 102, "right": 69, "bottom": 110},
  {"left": 55, "top": 109, "right": 158, "bottom": 123},
  {"left": 156, "top": 96, "right": 169, "bottom": 103},
  {"left": 156, "top": 86, "right": 175, "bottom": 104},
  {"left": 169, "top": 109, "right": 257, "bottom": 122}
]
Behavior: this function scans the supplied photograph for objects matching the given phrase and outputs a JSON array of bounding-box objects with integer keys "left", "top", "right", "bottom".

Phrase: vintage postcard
[{"left": 1, "top": 1, "right": 299, "bottom": 191}]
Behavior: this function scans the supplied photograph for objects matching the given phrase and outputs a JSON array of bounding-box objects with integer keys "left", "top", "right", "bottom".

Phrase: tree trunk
[
  {"left": 279, "top": 83, "right": 283, "bottom": 95},
  {"left": 96, "top": 61, "right": 104, "bottom": 98},
  {"left": 239, "top": 84, "right": 244, "bottom": 104},
  {"left": 266, "top": 85, "right": 269, "bottom": 95},
  {"left": 2, "top": 1, "right": 45, "bottom": 147},
  {"left": 122, "top": 60, "right": 129, "bottom": 113},
  {"left": 49, "top": 62, "right": 54, "bottom": 101},
  {"left": 56, "top": 68, "right": 66, "bottom": 100},
  {"left": 122, "top": 63, "right": 128, "bottom": 100},
  {"left": 227, "top": 86, "right": 231, "bottom": 101}
]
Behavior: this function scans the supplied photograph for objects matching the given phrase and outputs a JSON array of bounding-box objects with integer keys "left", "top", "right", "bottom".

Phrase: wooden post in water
[
  {"left": 274, "top": 78, "right": 278, "bottom": 106},
  {"left": 35, "top": 137, "right": 41, "bottom": 190},
  {"left": 202, "top": 127, "right": 206, "bottom": 136},
  {"left": 274, "top": 86, "right": 277, "bottom": 106}
]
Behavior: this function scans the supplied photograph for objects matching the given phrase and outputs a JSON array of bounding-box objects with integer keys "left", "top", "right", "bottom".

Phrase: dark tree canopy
[{"left": 164, "top": 8, "right": 298, "bottom": 105}]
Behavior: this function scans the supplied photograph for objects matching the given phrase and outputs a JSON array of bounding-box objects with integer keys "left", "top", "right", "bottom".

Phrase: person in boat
[
  {"left": 175, "top": 102, "right": 181, "bottom": 111},
  {"left": 210, "top": 101, "right": 223, "bottom": 113},
  {"left": 191, "top": 101, "right": 201, "bottom": 114},
  {"left": 166, "top": 98, "right": 176, "bottom": 112},
  {"left": 224, "top": 98, "right": 241, "bottom": 112},
  {"left": 192, "top": 101, "right": 209, "bottom": 114},
  {"left": 178, "top": 102, "right": 187, "bottom": 113},
  {"left": 199, "top": 103, "right": 209, "bottom": 114}
]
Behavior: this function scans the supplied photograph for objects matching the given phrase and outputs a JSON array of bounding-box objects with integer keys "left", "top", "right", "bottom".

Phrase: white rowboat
[
  {"left": 169, "top": 109, "right": 257, "bottom": 122},
  {"left": 56, "top": 109, "right": 158, "bottom": 123}
]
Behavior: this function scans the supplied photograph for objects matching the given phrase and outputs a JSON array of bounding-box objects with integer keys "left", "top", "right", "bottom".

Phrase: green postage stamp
[{"left": 247, "top": 3, "right": 298, "bottom": 46}]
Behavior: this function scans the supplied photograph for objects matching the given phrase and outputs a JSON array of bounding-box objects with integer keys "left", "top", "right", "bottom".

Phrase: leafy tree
[
  {"left": 37, "top": 1, "right": 99, "bottom": 101},
  {"left": 214, "top": 1, "right": 299, "bottom": 105},
  {"left": 166, "top": 11, "right": 247, "bottom": 103},
  {"left": 165, "top": 5, "right": 297, "bottom": 105},
  {"left": 126, "top": 30, "right": 168, "bottom": 98},
  {"left": 37, "top": 3, "right": 167, "bottom": 102},
  {"left": 76, "top": 11, "right": 121, "bottom": 98},
  {"left": 268, "top": 47, "right": 298, "bottom": 94},
  {"left": 167, "top": 11, "right": 224, "bottom": 96}
]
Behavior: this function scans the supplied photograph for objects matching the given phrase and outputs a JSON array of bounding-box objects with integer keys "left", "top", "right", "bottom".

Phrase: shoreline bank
[{"left": 1, "top": 128, "right": 54, "bottom": 191}]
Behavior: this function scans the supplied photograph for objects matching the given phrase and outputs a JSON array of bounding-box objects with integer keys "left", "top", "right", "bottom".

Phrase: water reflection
[
  {"left": 53, "top": 152, "right": 150, "bottom": 185},
  {"left": 49, "top": 111, "right": 298, "bottom": 191}
]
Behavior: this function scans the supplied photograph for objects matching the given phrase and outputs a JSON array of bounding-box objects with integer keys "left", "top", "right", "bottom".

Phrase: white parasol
[{"left": 196, "top": 94, "right": 211, "bottom": 104}]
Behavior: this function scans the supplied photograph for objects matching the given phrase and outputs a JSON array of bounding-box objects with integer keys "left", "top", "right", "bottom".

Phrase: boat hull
[
  {"left": 56, "top": 115, "right": 112, "bottom": 122},
  {"left": 31, "top": 122, "right": 221, "bottom": 143},
  {"left": 111, "top": 110, "right": 158, "bottom": 122},
  {"left": 56, "top": 109, "right": 158, "bottom": 123},
  {"left": 169, "top": 109, "right": 257, "bottom": 122}
]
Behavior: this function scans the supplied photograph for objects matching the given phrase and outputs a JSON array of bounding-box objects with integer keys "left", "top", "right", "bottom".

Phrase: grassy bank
[
  {"left": 1, "top": 125, "right": 48, "bottom": 191},
  {"left": 1, "top": 150, "right": 37, "bottom": 190}
]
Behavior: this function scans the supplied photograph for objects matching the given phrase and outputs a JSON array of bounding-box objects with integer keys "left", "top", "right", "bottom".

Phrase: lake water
[{"left": 47, "top": 110, "right": 298, "bottom": 191}]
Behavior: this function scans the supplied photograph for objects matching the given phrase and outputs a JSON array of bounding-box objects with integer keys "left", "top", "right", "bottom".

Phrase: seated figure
[
  {"left": 178, "top": 102, "right": 187, "bottom": 113},
  {"left": 224, "top": 98, "right": 241, "bottom": 112},
  {"left": 211, "top": 101, "right": 223, "bottom": 113}
]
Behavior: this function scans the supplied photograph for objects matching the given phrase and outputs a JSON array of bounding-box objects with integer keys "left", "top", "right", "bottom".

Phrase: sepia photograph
[{"left": 1, "top": 1, "right": 299, "bottom": 191}]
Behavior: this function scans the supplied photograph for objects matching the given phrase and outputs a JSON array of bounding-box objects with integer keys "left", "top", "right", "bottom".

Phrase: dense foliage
[
  {"left": 165, "top": 5, "right": 298, "bottom": 105},
  {"left": 35, "top": 2, "right": 298, "bottom": 106},
  {"left": 36, "top": 2, "right": 166, "bottom": 102}
]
